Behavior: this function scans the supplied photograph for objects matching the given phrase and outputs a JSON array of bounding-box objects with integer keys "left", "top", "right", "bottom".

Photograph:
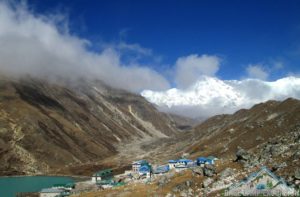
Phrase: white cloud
[
  {"left": 142, "top": 76, "right": 300, "bottom": 118},
  {"left": 117, "top": 42, "right": 152, "bottom": 56},
  {"left": 175, "top": 54, "right": 221, "bottom": 88},
  {"left": 287, "top": 72, "right": 300, "bottom": 78},
  {"left": 0, "top": 1, "right": 169, "bottom": 92},
  {"left": 246, "top": 64, "right": 269, "bottom": 80}
]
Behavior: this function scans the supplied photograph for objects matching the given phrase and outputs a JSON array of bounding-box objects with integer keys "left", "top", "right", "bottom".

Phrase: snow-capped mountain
[{"left": 141, "top": 76, "right": 300, "bottom": 118}]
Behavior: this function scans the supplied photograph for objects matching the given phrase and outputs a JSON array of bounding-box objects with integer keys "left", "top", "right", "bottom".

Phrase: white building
[
  {"left": 91, "top": 175, "right": 101, "bottom": 183},
  {"left": 91, "top": 169, "right": 113, "bottom": 183},
  {"left": 39, "top": 188, "right": 64, "bottom": 197},
  {"left": 175, "top": 159, "right": 193, "bottom": 168},
  {"left": 168, "top": 160, "right": 177, "bottom": 169}
]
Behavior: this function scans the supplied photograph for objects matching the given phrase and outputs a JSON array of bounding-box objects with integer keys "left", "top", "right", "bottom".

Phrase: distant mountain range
[{"left": 141, "top": 75, "right": 300, "bottom": 118}]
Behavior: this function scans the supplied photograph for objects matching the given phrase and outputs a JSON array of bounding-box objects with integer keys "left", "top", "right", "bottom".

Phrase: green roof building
[{"left": 91, "top": 169, "right": 113, "bottom": 183}]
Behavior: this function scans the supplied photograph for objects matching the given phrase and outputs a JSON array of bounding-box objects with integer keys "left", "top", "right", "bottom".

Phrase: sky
[
  {"left": 26, "top": 0, "right": 300, "bottom": 81},
  {"left": 1, "top": 0, "right": 300, "bottom": 117}
]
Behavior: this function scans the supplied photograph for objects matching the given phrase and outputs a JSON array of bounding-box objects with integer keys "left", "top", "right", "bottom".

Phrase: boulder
[
  {"left": 293, "top": 151, "right": 300, "bottom": 160},
  {"left": 270, "top": 145, "right": 286, "bottom": 157},
  {"left": 219, "top": 168, "right": 234, "bottom": 179},
  {"left": 181, "top": 152, "right": 190, "bottom": 159},
  {"left": 212, "top": 180, "right": 226, "bottom": 190},
  {"left": 272, "top": 162, "right": 287, "bottom": 171},
  {"left": 235, "top": 147, "right": 251, "bottom": 161},
  {"left": 203, "top": 164, "right": 216, "bottom": 177},
  {"left": 286, "top": 176, "right": 295, "bottom": 186},
  {"left": 185, "top": 180, "right": 193, "bottom": 187},
  {"left": 172, "top": 180, "right": 194, "bottom": 193},
  {"left": 172, "top": 181, "right": 188, "bottom": 193},
  {"left": 165, "top": 193, "right": 175, "bottom": 197},
  {"left": 192, "top": 166, "right": 203, "bottom": 176},
  {"left": 256, "top": 136, "right": 264, "bottom": 141},
  {"left": 179, "top": 188, "right": 193, "bottom": 197},
  {"left": 268, "top": 138, "right": 280, "bottom": 145},
  {"left": 179, "top": 191, "right": 188, "bottom": 197},
  {"left": 172, "top": 187, "right": 179, "bottom": 193},
  {"left": 203, "top": 177, "right": 214, "bottom": 188},
  {"left": 295, "top": 169, "right": 300, "bottom": 180},
  {"left": 235, "top": 147, "right": 261, "bottom": 168}
]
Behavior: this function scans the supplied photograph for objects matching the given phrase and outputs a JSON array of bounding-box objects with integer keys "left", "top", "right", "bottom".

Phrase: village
[
  {"left": 37, "top": 155, "right": 298, "bottom": 197},
  {"left": 38, "top": 156, "right": 217, "bottom": 196}
]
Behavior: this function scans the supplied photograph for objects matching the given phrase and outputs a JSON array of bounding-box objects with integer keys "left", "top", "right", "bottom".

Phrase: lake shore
[
  {"left": 0, "top": 174, "right": 90, "bottom": 182},
  {"left": 0, "top": 175, "right": 80, "bottom": 197}
]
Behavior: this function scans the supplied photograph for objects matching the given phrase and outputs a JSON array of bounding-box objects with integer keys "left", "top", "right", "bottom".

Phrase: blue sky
[{"left": 27, "top": 0, "right": 300, "bottom": 81}]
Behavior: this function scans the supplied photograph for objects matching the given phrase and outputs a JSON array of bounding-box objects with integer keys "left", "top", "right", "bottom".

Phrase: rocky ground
[{"left": 72, "top": 145, "right": 300, "bottom": 197}]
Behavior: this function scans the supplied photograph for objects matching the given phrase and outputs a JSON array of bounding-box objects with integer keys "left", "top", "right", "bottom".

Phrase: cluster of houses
[
  {"left": 129, "top": 156, "right": 218, "bottom": 178},
  {"left": 90, "top": 156, "right": 218, "bottom": 188},
  {"left": 89, "top": 157, "right": 298, "bottom": 196},
  {"left": 38, "top": 155, "right": 297, "bottom": 196},
  {"left": 39, "top": 183, "right": 75, "bottom": 197},
  {"left": 168, "top": 156, "right": 216, "bottom": 169}
]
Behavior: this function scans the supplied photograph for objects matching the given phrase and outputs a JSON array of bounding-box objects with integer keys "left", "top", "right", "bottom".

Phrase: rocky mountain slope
[
  {"left": 187, "top": 98, "right": 300, "bottom": 159},
  {"left": 101, "top": 97, "right": 300, "bottom": 174},
  {"left": 80, "top": 98, "right": 300, "bottom": 197},
  {"left": 0, "top": 76, "right": 179, "bottom": 176}
]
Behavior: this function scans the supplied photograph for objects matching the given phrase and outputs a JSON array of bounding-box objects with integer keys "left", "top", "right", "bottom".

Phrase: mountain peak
[{"left": 141, "top": 76, "right": 300, "bottom": 118}]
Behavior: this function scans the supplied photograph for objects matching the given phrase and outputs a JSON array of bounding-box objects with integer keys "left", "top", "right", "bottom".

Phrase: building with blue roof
[
  {"left": 196, "top": 156, "right": 217, "bottom": 166},
  {"left": 139, "top": 165, "right": 151, "bottom": 174},
  {"left": 132, "top": 160, "right": 149, "bottom": 173},
  {"left": 132, "top": 160, "right": 152, "bottom": 179},
  {"left": 153, "top": 165, "right": 170, "bottom": 174},
  {"left": 168, "top": 159, "right": 195, "bottom": 169},
  {"left": 175, "top": 159, "right": 194, "bottom": 168}
]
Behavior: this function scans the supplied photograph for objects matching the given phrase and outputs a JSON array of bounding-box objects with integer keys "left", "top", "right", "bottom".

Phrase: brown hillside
[
  {"left": 186, "top": 98, "right": 300, "bottom": 160},
  {"left": 0, "top": 77, "right": 179, "bottom": 176}
]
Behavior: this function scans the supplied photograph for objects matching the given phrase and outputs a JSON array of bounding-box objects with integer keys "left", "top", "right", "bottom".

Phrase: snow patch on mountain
[{"left": 141, "top": 76, "right": 300, "bottom": 118}]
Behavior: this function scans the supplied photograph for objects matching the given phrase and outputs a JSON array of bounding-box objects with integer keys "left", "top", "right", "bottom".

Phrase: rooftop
[
  {"left": 207, "top": 156, "right": 217, "bottom": 160},
  {"left": 40, "top": 188, "right": 64, "bottom": 193},
  {"left": 178, "top": 159, "right": 193, "bottom": 162},
  {"left": 52, "top": 184, "right": 66, "bottom": 187},
  {"left": 93, "top": 169, "right": 113, "bottom": 176},
  {"left": 132, "top": 160, "right": 148, "bottom": 165}
]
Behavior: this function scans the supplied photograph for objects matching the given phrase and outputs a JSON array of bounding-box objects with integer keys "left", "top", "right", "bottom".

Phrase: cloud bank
[
  {"left": 246, "top": 64, "right": 269, "bottom": 80},
  {"left": 175, "top": 54, "right": 220, "bottom": 88},
  {"left": 0, "top": 2, "right": 169, "bottom": 92},
  {"left": 142, "top": 76, "right": 300, "bottom": 118}
]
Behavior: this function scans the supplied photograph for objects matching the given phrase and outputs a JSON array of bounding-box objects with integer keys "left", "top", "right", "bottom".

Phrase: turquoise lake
[{"left": 0, "top": 176, "right": 74, "bottom": 197}]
